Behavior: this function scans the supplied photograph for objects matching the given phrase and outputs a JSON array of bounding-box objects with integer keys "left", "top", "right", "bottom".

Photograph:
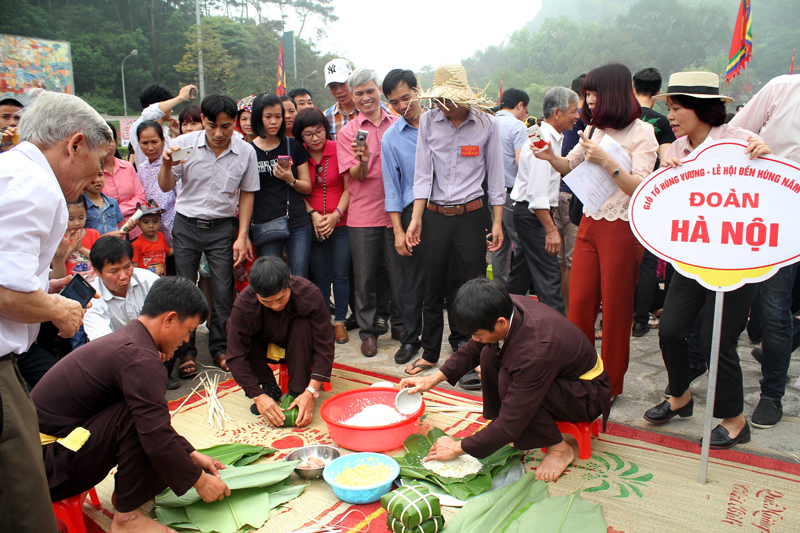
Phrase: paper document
[{"left": 564, "top": 135, "right": 632, "bottom": 215}]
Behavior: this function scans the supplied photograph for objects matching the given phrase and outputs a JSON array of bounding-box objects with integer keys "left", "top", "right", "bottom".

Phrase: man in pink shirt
[{"left": 337, "top": 68, "right": 402, "bottom": 357}]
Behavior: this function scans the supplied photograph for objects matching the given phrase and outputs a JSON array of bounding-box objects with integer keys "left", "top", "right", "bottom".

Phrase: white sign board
[{"left": 629, "top": 140, "right": 800, "bottom": 291}]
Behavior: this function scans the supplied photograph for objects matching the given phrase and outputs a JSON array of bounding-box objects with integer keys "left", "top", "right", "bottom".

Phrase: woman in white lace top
[{"left": 535, "top": 63, "right": 658, "bottom": 399}]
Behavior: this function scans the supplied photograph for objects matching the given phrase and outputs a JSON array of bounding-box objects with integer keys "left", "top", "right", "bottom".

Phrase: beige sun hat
[
  {"left": 654, "top": 71, "right": 733, "bottom": 103},
  {"left": 416, "top": 63, "right": 495, "bottom": 112}
]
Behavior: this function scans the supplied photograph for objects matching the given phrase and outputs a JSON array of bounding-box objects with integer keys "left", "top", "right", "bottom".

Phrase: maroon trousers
[{"left": 568, "top": 217, "right": 643, "bottom": 395}]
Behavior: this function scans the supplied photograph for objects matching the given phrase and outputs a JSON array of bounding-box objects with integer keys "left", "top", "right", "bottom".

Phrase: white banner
[{"left": 629, "top": 140, "right": 800, "bottom": 291}]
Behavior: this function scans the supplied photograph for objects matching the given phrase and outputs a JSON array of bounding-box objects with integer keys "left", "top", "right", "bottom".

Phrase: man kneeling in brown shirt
[
  {"left": 401, "top": 278, "right": 611, "bottom": 482},
  {"left": 227, "top": 256, "right": 334, "bottom": 428},
  {"left": 33, "top": 277, "right": 230, "bottom": 533}
]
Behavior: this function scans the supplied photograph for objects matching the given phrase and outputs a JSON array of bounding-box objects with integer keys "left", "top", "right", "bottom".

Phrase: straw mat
[{"left": 74, "top": 363, "right": 800, "bottom": 533}]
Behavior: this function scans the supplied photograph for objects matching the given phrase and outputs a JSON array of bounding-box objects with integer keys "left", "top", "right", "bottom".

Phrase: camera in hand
[{"left": 355, "top": 130, "right": 368, "bottom": 147}]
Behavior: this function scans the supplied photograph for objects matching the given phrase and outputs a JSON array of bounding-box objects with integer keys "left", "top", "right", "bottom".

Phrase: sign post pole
[{"left": 697, "top": 290, "right": 725, "bottom": 484}]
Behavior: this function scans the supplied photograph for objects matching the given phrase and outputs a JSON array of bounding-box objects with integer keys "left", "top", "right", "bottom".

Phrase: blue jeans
[
  {"left": 756, "top": 263, "right": 798, "bottom": 402},
  {"left": 255, "top": 223, "right": 312, "bottom": 278},
  {"left": 309, "top": 225, "right": 350, "bottom": 322}
]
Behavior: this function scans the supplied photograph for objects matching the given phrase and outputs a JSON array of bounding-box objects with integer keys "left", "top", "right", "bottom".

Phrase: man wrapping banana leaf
[
  {"left": 401, "top": 278, "right": 611, "bottom": 482},
  {"left": 31, "top": 278, "right": 231, "bottom": 533}
]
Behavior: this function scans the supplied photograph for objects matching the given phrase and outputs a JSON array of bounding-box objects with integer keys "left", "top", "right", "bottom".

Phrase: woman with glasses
[
  {"left": 250, "top": 93, "right": 313, "bottom": 277},
  {"left": 295, "top": 107, "right": 351, "bottom": 344}
]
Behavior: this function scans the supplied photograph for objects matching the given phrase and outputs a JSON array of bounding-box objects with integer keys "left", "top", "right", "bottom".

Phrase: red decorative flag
[
  {"left": 791, "top": 48, "right": 796, "bottom": 75},
  {"left": 725, "top": 0, "right": 752, "bottom": 84},
  {"left": 277, "top": 43, "right": 287, "bottom": 96},
  {"left": 498, "top": 72, "right": 503, "bottom": 100}
]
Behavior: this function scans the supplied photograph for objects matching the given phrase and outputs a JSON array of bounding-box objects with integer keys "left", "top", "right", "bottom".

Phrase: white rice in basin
[
  {"left": 422, "top": 454, "right": 482, "bottom": 478},
  {"left": 342, "top": 404, "right": 406, "bottom": 427}
]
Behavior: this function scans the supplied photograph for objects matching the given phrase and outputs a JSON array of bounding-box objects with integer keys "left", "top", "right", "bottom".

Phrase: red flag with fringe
[
  {"left": 277, "top": 43, "right": 287, "bottom": 96},
  {"left": 725, "top": 0, "right": 752, "bottom": 84}
]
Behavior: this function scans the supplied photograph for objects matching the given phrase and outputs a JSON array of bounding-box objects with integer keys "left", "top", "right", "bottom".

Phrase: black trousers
[
  {"left": 633, "top": 249, "right": 659, "bottom": 324},
  {"left": 16, "top": 343, "right": 57, "bottom": 391},
  {"left": 420, "top": 208, "right": 486, "bottom": 363},
  {"left": 659, "top": 273, "right": 756, "bottom": 418},
  {"left": 399, "top": 205, "right": 424, "bottom": 347},
  {"left": 172, "top": 214, "right": 237, "bottom": 358},
  {"left": 45, "top": 402, "right": 169, "bottom": 513},
  {"left": 506, "top": 202, "right": 565, "bottom": 315}
]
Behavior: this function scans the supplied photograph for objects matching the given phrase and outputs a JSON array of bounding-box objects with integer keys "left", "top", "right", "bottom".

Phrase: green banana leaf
[
  {"left": 197, "top": 443, "right": 277, "bottom": 467},
  {"left": 442, "top": 473, "right": 549, "bottom": 533},
  {"left": 501, "top": 491, "right": 606, "bottom": 533},
  {"left": 395, "top": 428, "right": 524, "bottom": 500},
  {"left": 155, "top": 461, "right": 300, "bottom": 507},
  {"left": 281, "top": 393, "right": 299, "bottom": 427},
  {"left": 155, "top": 483, "right": 306, "bottom": 533}
]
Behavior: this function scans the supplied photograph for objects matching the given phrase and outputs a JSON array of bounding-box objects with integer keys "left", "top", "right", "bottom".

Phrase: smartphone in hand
[
  {"left": 60, "top": 274, "right": 95, "bottom": 308},
  {"left": 171, "top": 146, "right": 195, "bottom": 161},
  {"left": 277, "top": 155, "right": 291, "bottom": 169}
]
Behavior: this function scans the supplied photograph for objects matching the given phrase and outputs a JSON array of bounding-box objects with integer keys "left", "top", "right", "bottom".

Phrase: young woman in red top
[{"left": 295, "top": 107, "right": 351, "bottom": 344}]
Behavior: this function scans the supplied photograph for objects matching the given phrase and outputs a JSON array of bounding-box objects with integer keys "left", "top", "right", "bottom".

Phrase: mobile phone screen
[{"left": 60, "top": 274, "right": 95, "bottom": 308}]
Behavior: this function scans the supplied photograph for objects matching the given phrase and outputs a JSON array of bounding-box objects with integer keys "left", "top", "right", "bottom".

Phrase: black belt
[
  {"left": 176, "top": 213, "right": 236, "bottom": 229},
  {"left": 514, "top": 201, "right": 555, "bottom": 217}
]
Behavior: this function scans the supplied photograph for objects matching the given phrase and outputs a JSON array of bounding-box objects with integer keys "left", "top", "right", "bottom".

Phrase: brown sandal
[{"left": 178, "top": 356, "right": 198, "bottom": 379}]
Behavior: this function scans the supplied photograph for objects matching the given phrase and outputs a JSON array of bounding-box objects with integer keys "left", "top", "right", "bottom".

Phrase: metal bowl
[{"left": 285, "top": 445, "right": 341, "bottom": 480}]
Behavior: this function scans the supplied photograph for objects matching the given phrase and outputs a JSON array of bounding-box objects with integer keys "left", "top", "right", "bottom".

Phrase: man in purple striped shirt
[{"left": 404, "top": 64, "right": 505, "bottom": 378}]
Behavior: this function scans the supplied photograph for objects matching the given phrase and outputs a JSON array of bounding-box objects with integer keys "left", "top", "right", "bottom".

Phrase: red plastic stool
[
  {"left": 52, "top": 488, "right": 101, "bottom": 533},
  {"left": 269, "top": 364, "right": 332, "bottom": 394},
  {"left": 541, "top": 419, "right": 601, "bottom": 460}
]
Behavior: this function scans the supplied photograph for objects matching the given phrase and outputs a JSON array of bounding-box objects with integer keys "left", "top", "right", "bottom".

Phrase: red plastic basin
[{"left": 320, "top": 388, "right": 425, "bottom": 452}]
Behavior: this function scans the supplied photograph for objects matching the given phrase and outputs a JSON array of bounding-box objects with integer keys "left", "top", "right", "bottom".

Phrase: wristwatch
[
  {"left": 611, "top": 166, "right": 621, "bottom": 177},
  {"left": 305, "top": 386, "right": 319, "bottom": 398},
  {"left": 289, "top": 177, "right": 297, "bottom": 187}
]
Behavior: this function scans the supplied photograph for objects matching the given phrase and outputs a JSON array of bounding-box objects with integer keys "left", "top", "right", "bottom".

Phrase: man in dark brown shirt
[
  {"left": 227, "top": 256, "right": 334, "bottom": 428},
  {"left": 401, "top": 278, "right": 611, "bottom": 482},
  {"left": 32, "top": 277, "right": 231, "bottom": 532}
]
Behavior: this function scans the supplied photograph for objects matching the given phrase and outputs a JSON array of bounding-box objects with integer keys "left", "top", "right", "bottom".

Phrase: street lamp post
[
  {"left": 121, "top": 49, "right": 138, "bottom": 117},
  {"left": 301, "top": 69, "right": 318, "bottom": 88}
]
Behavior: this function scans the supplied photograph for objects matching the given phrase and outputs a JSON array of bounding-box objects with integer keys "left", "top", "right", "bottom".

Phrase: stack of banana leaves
[
  {"left": 443, "top": 473, "right": 607, "bottom": 532},
  {"left": 395, "top": 428, "right": 524, "bottom": 500},
  {"left": 153, "top": 443, "right": 305, "bottom": 533}
]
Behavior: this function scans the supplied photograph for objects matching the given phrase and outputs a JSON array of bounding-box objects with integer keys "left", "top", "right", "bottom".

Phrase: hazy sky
[{"left": 290, "top": 0, "right": 543, "bottom": 79}]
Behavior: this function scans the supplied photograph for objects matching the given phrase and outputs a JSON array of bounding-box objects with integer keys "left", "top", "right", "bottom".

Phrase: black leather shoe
[
  {"left": 664, "top": 365, "right": 707, "bottom": 396},
  {"left": 374, "top": 317, "right": 389, "bottom": 336},
  {"left": 394, "top": 344, "right": 419, "bottom": 365},
  {"left": 707, "top": 421, "right": 751, "bottom": 449},
  {"left": 345, "top": 315, "right": 359, "bottom": 331},
  {"left": 166, "top": 377, "right": 180, "bottom": 390},
  {"left": 751, "top": 347, "right": 763, "bottom": 364},
  {"left": 631, "top": 322, "right": 650, "bottom": 337},
  {"left": 644, "top": 399, "right": 694, "bottom": 423}
]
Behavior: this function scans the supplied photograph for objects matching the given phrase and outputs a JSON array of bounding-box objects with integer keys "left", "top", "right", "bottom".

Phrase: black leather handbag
[{"left": 252, "top": 139, "right": 291, "bottom": 246}]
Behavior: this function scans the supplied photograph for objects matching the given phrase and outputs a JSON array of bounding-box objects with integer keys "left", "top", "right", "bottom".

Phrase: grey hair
[
  {"left": 19, "top": 91, "right": 112, "bottom": 150},
  {"left": 542, "top": 87, "right": 579, "bottom": 119},
  {"left": 348, "top": 67, "right": 382, "bottom": 91}
]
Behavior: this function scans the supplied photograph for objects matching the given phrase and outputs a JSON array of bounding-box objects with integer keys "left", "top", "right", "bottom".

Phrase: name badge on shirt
[{"left": 461, "top": 146, "right": 480, "bottom": 157}]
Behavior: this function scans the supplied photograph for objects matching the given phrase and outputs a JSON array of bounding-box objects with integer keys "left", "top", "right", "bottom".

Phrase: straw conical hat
[{"left": 417, "top": 63, "right": 495, "bottom": 112}]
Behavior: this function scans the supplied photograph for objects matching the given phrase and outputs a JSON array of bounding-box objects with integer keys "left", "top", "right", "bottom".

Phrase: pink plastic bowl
[{"left": 320, "top": 388, "right": 425, "bottom": 452}]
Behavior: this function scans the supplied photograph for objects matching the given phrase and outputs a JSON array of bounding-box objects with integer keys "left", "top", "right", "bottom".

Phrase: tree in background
[{"left": 176, "top": 21, "right": 239, "bottom": 95}]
